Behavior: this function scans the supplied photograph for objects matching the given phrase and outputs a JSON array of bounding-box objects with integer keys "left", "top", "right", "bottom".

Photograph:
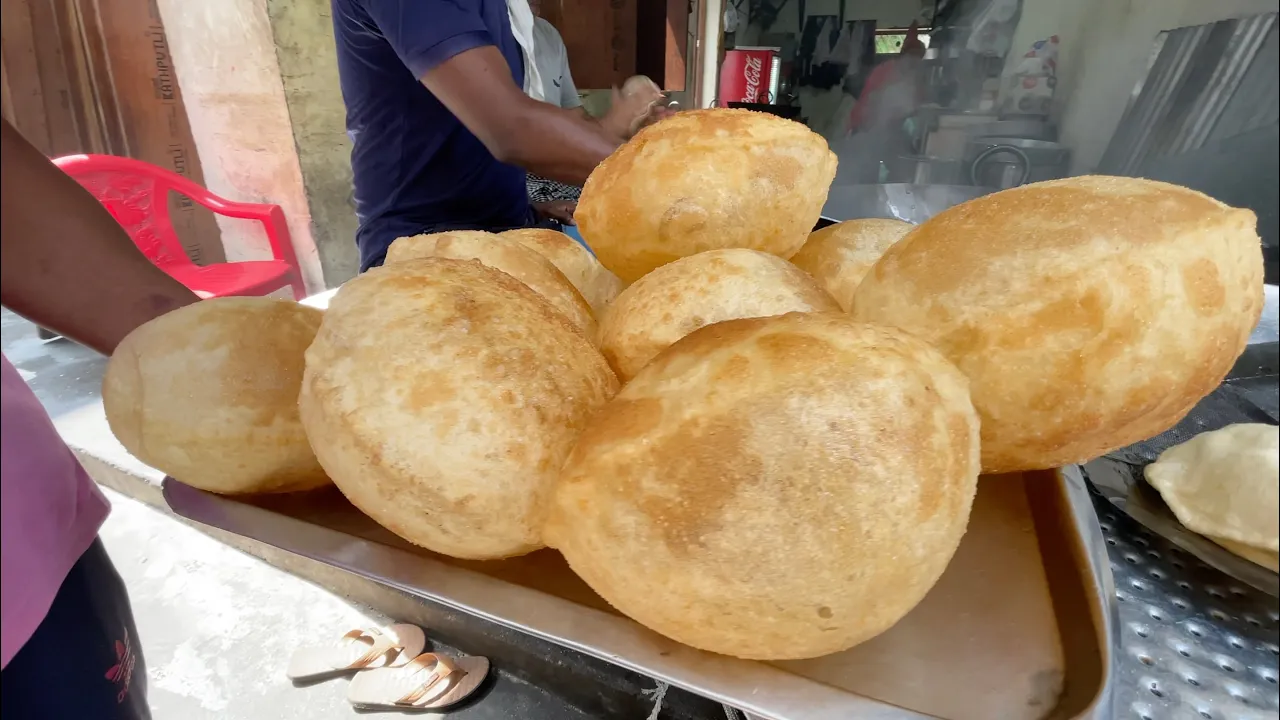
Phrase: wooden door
[
  {"left": 539, "top": 0, "right": 638, "bottom": 90},
  {"left": 637, "top": 0, "right": 689, "bottom": 91},
  {"left": 1, "top": 0, "right": 224, "bottom": 264},
  {"left": 540, "top": 0, "right": 689, "bottom": 91}
]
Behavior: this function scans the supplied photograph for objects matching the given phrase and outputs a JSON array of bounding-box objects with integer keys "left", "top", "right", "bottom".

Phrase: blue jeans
[{"left": 561, "top": 224, "right": 593, "bottom": 255}]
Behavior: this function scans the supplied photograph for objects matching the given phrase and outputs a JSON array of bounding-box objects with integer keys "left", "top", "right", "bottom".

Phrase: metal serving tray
[
  {"left": 1087, "top": 286, "right": 1278, "bottom": 598},
  {"left": 1086, "top": 457, "right": 1278, "bottom": 599},
  {"left": 164, "top": 467, "right": 1116, "bottom": 720}
]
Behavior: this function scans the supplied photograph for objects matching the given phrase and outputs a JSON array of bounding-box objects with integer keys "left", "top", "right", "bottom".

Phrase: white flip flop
[
  {"left": 347, "top": 652, "right": 490, "bottom": 710},
  {"left": 285, "top": 624, "right": 426, "bottom": 682}
]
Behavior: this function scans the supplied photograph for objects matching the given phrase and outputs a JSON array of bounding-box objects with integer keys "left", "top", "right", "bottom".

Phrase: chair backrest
[{"left": 53, "top": 154, "right": 196, "bottom": 270}]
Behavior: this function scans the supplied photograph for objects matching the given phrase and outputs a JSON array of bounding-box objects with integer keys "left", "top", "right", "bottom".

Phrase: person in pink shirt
[{"left": 1, "top": 117, "right": 199, "bottom": 718}]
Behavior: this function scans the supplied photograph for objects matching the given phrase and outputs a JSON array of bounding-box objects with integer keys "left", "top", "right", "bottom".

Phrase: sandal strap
[
  {"left": 396, "top": 654, "right": 461, "bottom": 706},
  {"left": 342, "top": 628, "right": 398, "bottom": 670}
]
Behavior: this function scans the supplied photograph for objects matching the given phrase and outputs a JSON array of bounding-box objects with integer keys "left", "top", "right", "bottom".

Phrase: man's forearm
[
  {"left": 421, "top": 47, "right": 621, "bottom": 188},
  {"left": 0, "top": 120, "right": 198, "bottom": 355},
  {"left": 497, "top": 101, "right": 620, "bottom": 186}
]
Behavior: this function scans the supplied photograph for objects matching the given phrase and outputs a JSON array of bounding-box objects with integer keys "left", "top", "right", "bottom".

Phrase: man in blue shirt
[{"left": 332, "top": 0, "right": 655, "bottom": 271}]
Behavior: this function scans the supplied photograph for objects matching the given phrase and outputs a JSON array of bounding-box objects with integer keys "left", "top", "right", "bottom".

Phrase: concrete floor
[
  {"left": 1, "top": 309, "right": 106, "bottom": 421},
  {"left": 99, "top": 485, "right": 589, "bottom": 719}
]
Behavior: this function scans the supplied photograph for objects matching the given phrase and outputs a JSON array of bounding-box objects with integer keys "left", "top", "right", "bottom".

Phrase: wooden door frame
[{"left": 691, "top": 0, "right": 725, "bottom": 107}]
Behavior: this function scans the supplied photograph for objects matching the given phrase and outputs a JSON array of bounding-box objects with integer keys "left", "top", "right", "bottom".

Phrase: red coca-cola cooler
[{"left": 718, "top": 47, "right": 781, "bottom": 105}]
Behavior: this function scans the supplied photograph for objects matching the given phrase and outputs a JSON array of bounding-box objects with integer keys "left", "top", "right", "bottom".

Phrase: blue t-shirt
[{"left": 332, "top": 0, "right": 533, "bottom": 271}]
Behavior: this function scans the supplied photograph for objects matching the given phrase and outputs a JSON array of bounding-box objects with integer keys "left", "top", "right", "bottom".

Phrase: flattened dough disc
[{"left": 1144, "top": 423, "right": 1279, "bottom": 553}]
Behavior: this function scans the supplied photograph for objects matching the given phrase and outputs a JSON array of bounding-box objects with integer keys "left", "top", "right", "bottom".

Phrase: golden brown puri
[
  {"left": 500, "top": 227, "right": 625, "bottom": 317},
  {"left": 852, "top": 175, "right": 1265, "bottom": 473},
  {"left": 790, "top": 218, "right": 913, "bottom": 312},
  {"left": 300, "top": 258, "right": 619, "bottom": 560},
  {"left": 546, "top": 313, "right": 980, "bottom": 660},
  {"left": 576, "top": 108, "right": 838, "bottom": 284},
  {"left": 597, "top": 248, "right": 840, "bottom": 381},
  {"left": 103, "top": 297, "right": 328, "bottom": 495},
  {"left": 386, "top": 230, "right": 597, "bottom": 340}
]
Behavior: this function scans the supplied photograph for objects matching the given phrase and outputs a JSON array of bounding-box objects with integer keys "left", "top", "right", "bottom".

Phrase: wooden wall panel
[
  {"left": 52, "top": 0, "right": 107, "bottom": 153},
  {"left": 543, "top": 0, "right": 638, "bottom": 89},
  {"left": 28, "top": 0, "right": 82, "bottom": 155},
  {"left": 1, "top": 56, "right": 12, "bottom": 127},
  {"left": 1, "top": 0, "right": 51, "bottom": 151},
  {"left": 73, "top": 0, "right": 129, "bottom": 154},
  {"left": 543, "top": 0, "right": 686, "bottom": 91},
  {"left": 637, "top": 0, "right": 689, "bottom": 91},
  {"left": 0, "top": 0, "right": 224, "bottom": 264},
  {"left": 87, "top": 0, "right": 223, "bottom": 263}
]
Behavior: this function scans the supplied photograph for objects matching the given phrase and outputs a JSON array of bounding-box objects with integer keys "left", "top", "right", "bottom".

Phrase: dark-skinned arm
[
  {"left": 359, "top": 1, "right": 662, "bottom": 185},
  {"left": 421, "top": 45, "right": 619, "bottom": 187},
  {"left": 0, "top": 119, "right": 198, "bottom": 355}
]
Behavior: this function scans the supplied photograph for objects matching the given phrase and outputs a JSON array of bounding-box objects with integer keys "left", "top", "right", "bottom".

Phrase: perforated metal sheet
[{"left": 1097, "top": 495, "right": 1279, "bottom": 720}]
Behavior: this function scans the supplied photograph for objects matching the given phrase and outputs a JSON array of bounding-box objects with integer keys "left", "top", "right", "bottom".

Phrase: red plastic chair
[{"left": 53, "top": 154, "right": 305, "bottom": 300}]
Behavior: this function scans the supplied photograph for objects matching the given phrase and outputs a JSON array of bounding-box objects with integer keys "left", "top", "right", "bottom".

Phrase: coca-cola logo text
[{"left": 743, "top": 56, "right": 763, "bottom": 102}]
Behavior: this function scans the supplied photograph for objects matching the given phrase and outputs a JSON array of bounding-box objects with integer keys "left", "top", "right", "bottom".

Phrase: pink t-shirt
[{"left": 1, "top": 353, "right": 110, "bottom": 668}]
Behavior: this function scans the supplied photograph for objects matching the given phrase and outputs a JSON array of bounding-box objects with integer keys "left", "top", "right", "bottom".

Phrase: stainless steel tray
[
  {"left": 1096, "top": 489, "right": 1280, "bottom": 720},
  {"left": 1086, "top": 457, "right": 1278, "bottom": 598},
  {"left": 164, "top": 468, "right": 1116, "bottom": 720}
]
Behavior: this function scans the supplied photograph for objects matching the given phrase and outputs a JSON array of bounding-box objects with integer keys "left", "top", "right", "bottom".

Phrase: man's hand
[
  {"left": 533, "top": 200, "right": 577, "bottom": 225},
  {"left": 599, "top": 76, "right": 666, "bottom": 140},
  {"left": 638, "top": 103, "right": 678, "bottom": 131}
]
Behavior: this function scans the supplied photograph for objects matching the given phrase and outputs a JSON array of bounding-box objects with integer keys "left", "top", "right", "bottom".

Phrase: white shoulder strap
[{"left": 507, "top": 0, "right": 546, "bottom": 102}]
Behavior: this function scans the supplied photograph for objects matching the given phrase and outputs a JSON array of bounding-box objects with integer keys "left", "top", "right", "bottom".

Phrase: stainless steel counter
[
  {"left": 1098, "top": 494, "right": 1278, "bottom": 720},
  {"left": 1097, "top": 284, "right": 1279, "bottom": 720}
]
